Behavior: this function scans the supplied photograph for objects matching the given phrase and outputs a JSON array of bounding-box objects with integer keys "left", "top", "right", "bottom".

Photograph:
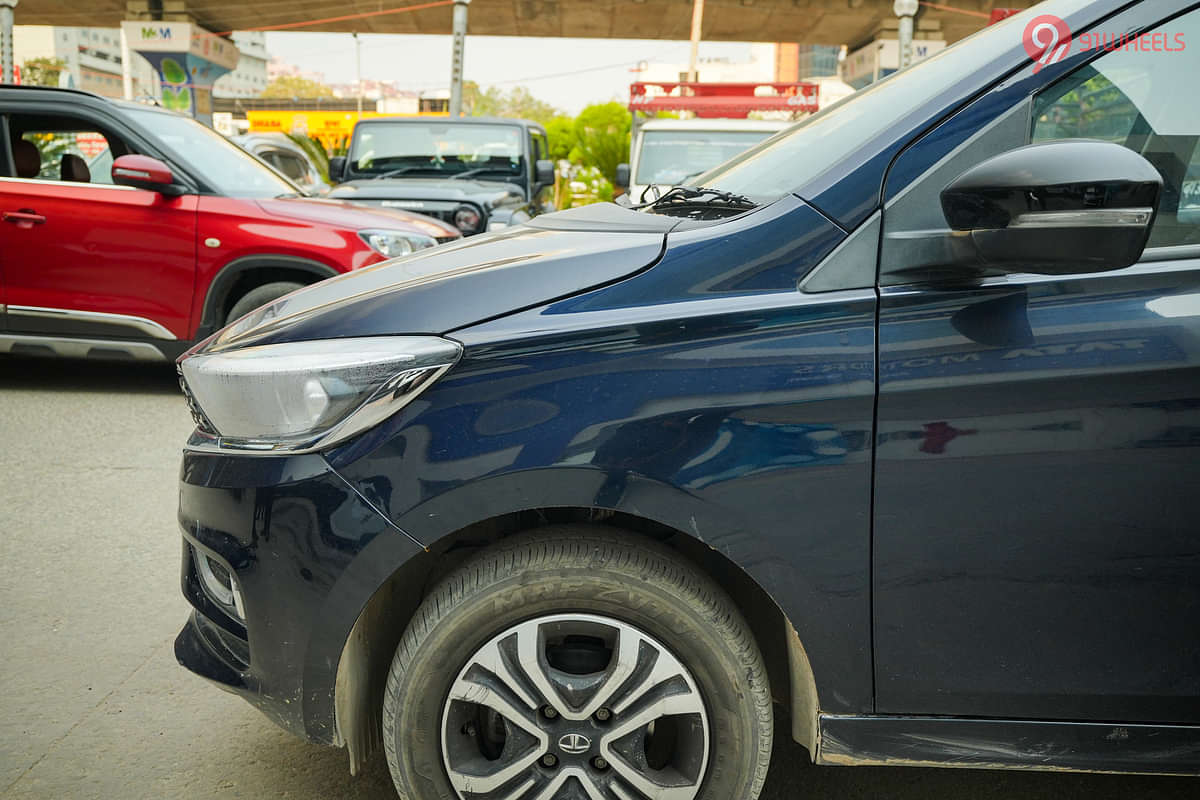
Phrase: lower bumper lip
[{"left": 177, "top": 446, "right": 427, "bottom": 745}]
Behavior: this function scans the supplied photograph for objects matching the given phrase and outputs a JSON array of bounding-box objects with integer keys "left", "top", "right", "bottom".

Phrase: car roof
[
  {"left": 0, "top": 85, "right": 187, "bottom": 120},
  {"left": 232, "top": 132, "right": 299, "bottom": 145},
  {"left": 0, "top": 84, "right": 106, "bottom": 103},
  {"left": 356, "top": 115, "right": 545, "bottom": 131},
  {"left": 638, "top": 119, "right": 790, "bottom": 132}
]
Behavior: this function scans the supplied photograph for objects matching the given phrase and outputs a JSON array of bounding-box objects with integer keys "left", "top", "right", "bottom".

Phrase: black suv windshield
[
  {"left": 126, "top": 106, "right": 299, "bottom": 198},
  {"left": 351, "top": 122, "right": 525, "bottom": 179},
  {"left": 694, "top": 0, "right": 1094, "bottom": 204}
]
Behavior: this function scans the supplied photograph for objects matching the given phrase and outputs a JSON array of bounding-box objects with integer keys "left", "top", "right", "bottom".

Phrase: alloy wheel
[{"left": 440, "top": 613, "right": 710, "bottom": 800}]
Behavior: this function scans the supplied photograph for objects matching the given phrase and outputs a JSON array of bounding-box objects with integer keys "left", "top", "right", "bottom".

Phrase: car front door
[
  {"left": 873, "top": 5, "right": 1200, "bottom": 724},
  {"left": 0, "top": 109, "right": 198, "bottom": 342}
]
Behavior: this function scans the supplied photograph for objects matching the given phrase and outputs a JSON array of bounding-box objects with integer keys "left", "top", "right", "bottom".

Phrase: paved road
[{"left": 0, "top": 357, "right": 1194, "bottom": 799}]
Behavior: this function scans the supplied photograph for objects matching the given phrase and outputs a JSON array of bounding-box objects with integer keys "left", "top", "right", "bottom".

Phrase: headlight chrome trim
[
  {"left": 180, "top": 336, "right": 462, "bottom": 456},
  {"left": 358, "top": 228, "right": 439, "bottom": 258}
]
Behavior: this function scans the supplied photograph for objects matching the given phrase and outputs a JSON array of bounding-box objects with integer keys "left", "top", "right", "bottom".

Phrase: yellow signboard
[{"left": 246, "top": 111, "right": 448, "bottom": 150}]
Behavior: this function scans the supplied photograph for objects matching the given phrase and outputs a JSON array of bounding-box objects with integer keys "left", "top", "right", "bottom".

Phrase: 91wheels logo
[{"left": 1024, "top": 14, "right": 1072, "bottom": 72}]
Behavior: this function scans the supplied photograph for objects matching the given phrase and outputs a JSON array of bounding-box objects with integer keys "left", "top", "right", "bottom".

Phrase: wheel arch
[
  {"left": 197, "top": 254, "right": 338, "bottom": 337},
  {"left": 330, "top": 506, "right": 821, "bottom": 775}
]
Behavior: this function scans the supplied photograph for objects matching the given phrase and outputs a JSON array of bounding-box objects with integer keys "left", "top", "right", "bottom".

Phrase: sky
[{"left": 263, "top": 32, "right": 756, "bottom": 114}]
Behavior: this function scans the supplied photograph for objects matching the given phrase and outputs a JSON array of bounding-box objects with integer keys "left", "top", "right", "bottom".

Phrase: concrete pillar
[
  {"left": 122, "top": 19, "right": 239, "bottom": 125},
  {"left": 687, "top": 0, "right": 704, "bottom": 83},
  {"left": 894, "top": 0, "right": 919, "bottom": 70},
  {"left": 1, "top": 0, "right": 17, "bottom": 85},
  {"left": 448, "top": 0, "right": 470, "bottom": 117},
  {"left": 120, "top": 26, "right": 134, "bottom": 99}
]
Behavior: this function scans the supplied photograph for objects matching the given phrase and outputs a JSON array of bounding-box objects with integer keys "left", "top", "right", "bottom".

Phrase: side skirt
[
  {"left": 0, "top": 333, "right": 189, "bottom": 362},
  {"left": 817, "top": 714, "right": 1200, "bottom": 776}
]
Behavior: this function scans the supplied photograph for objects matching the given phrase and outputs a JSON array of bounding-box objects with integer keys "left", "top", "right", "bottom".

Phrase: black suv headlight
[
  {"left": 453, "top": 205, "right": 483, "bottom": 234},
  {"left": 178, "top": 336, "right": 461, "bottom": 453}
]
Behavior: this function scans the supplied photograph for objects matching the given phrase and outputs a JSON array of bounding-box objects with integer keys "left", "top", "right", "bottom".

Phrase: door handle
[{"left": 3, "top": 210, "right": 47, "bottom": 226}]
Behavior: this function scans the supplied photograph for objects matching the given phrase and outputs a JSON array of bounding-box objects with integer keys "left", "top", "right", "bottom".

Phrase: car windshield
[
  {"left": 351, "top": 122, "right": 525, "bottom": 178},
  {"left": 635, "top": 129, "right": 778, "bottom": 187},
  {"left": 126, "top": 107, "right": 299, "bottom": 198},
  {"left": 693, "top": 0, "right": 1094, "bottom": 204}
]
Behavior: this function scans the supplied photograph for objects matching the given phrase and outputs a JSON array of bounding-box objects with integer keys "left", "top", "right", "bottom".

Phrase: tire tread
[{"left": 382, "top": 525, "right": 773, "bottom": 799}]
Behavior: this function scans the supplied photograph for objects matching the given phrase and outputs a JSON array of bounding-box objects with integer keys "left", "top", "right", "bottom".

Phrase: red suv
[{"left": 0, "top": 87, "right": 460, "bottom": 361}]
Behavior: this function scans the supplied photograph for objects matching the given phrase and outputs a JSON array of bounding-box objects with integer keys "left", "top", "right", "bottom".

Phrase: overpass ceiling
[{"left": 15, "top": 1, "right": 1027, "bottom": 45}]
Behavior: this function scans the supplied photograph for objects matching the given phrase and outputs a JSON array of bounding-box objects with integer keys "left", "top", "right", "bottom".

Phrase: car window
[
  {"left": 126, "top": 107, "right": 298, "bottom": 198},
  {"left": 351, "top": 122, "right": 525, "bottom": 178},
  {"left": 1032, "top": 8, "right": 1200, "bottom": 248},
  {"left": 13, "top": 120, "right": 117, "bottom": 184},
  {"left": 635, "top": 130, "right": 775, "bottom": 187},
  {"left": 271, "top": 151, "right": 311, "bottom": 183},
  {"left": 692, "top": 0, "right": 1095, "bottom": 204}
]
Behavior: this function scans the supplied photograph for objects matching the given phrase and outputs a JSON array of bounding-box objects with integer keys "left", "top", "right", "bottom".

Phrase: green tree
[
  {"left": 461, "top": 81, "right": 502, "bottom": 116},
  {"left": 544, "top": 116, "right": 575, "bottom": 161},
  {"left": 463, "top": 82, "right": 560, "bottom": 125},
  {"left": 21, "top": 57, "right": 66, "bottom": 87},
  {"left": 286, "top": 133, "right": 331, "bottom": 182},
  {"left": 261, "top": 75, "right": 334, "bottom": 99},
  {"left": 569, "top": 102, "right": 631, "bottom": 184},
  {"left": 500, "top": 86, "right": 559, "bottom": 125}
]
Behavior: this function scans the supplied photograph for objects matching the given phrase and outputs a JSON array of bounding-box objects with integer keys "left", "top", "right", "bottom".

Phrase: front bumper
[{"left": 175, "top": 449, "right": 424, "bottom": 744}]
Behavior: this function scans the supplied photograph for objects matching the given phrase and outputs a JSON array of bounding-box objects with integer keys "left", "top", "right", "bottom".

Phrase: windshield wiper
[
  {"left": 449, "top": 167, "right": 515, "bottom": 180},
  {"left": 372, "top": 165, "right": 441, "bottom": 179},
  {"left": 631, "top": 185, "right": 758, "bottom": 218}
]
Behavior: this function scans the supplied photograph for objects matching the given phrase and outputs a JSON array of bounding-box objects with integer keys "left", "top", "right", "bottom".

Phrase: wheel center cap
[{"left": 558, "top": 732, "right": 592, "bottom": 754}]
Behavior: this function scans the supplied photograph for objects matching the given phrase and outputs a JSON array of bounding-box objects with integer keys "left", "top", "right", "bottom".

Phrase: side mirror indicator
[
  {"left": 939, "top": 139, "right": 1161, "bottom": 276},
  {"left": 111, "top": 154, "right": 181, "bottom": 196}
]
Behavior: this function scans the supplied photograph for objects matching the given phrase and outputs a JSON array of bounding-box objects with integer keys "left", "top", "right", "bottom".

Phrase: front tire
[
  {"left": 382, "top": 527, "right": 773, "bottom": 800},
  {"left": 224, "top": 281, "right": 304, "bottom": 326}
]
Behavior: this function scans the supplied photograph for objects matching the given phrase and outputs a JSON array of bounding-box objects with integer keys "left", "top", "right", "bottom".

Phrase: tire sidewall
[
  {"left": 225, "top": 281, "right": 304, "bottom": 326},
  {"left": 387, "top": 558, "right": 763, "bottom": 800}
]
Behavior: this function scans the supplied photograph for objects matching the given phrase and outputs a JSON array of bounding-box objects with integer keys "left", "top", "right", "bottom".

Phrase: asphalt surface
[{"left": 0, "top": 355, "right": 1195, "bottom": 799}]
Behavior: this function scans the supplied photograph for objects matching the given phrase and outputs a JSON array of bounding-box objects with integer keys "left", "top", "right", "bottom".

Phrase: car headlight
[
  {"left": 359, "top": 229, "right": 439, "bottom": 258},
  {"left": 453, "top": 205, "right": 483, "bottom": 233},
  {"left": 179, "top": 336, "right": 461, "bottom": 453}
]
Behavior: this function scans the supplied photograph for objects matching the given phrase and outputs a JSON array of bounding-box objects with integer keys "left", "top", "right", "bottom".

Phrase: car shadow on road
[{"left": 0, "top": 356, "right": 181, "bottom": 395}]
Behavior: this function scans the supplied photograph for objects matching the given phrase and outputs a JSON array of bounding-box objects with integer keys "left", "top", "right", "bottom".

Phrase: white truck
[{"left": 616, "top": 118, "right": 789, "bottom": 202}]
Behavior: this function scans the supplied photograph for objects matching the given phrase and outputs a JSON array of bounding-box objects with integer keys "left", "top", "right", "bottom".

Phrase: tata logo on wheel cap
[{"left": 558, "top": 733, "right": 592, "bottom": 754}]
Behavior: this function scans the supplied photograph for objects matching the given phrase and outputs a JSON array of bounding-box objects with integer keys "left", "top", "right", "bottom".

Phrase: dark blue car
[{"left": 175, "top": 1, "right": 1200, "bottom": 796}]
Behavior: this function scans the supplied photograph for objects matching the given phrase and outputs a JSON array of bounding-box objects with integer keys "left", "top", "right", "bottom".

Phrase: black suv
[{"left": 326, "top": 117, "right": 556, "bottom": 236}]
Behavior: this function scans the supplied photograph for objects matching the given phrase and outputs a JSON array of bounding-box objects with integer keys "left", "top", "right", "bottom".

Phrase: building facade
[
  {"left": 13, "top": 26, "right": 160, "bottom": 98},
  {"left": 14, "top": 26, "right": 270, "bottom": 101},
  {"left": 212, "top": 31, "right": 269, "bottom": 98}
]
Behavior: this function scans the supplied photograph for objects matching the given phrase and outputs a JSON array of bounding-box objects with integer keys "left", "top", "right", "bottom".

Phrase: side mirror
[
  {"left": 535, "top": 158, "right": 555, "bottom": 186},
  {"left": 112, "top": 154, "right": 180, "bottom": 195},
  {"left": 614, "top": 162, "right": 631, "bottom": 190},
  {"left": 328, "top": 155, "right": 347, "bottom": 183},
  {"left": 940, "top": 139, "right": 1161, "bottom": 275}
]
